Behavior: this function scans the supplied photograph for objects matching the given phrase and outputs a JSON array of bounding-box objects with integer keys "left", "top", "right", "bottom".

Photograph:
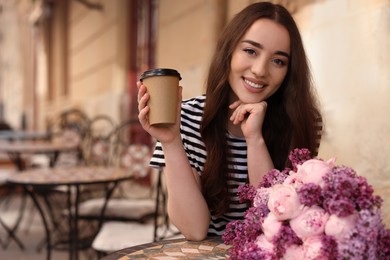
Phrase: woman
[{"left": 137, "top": 2, "right": 322, "bottom": 240}]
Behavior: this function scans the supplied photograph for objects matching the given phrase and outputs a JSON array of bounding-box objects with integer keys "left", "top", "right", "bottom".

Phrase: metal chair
[
  {"left": 46, "top": 108, "right": 90, "bottom": 167},
  {"left": 83, "top": 115, "right": 116, "bottom": 167},
  {"left": 78, "top": 119, "right": 155, "bottom": 222},
  {"left": 77, "top": 119, "right": 164, "bottom": 256}
]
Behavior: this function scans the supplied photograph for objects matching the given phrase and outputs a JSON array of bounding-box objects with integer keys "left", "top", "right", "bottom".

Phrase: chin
[{"left": 239, "top": 96, "right": 265, "bottom": 104}]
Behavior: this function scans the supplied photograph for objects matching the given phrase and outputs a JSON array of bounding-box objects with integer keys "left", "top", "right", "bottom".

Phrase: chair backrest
[
  {"left": 47, "top": 108, "right": 90, "bottom": 167},
  {"left": 85, "top": 115, "right": 116, "bottom": 166},
  {"left": 48, "top": 108, "right": 90, "bottom": 146},
  {"left": 110, "top": 119, "right": 152, "bottom": 177}
]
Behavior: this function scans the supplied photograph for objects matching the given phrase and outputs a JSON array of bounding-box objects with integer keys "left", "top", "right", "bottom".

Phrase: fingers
[
  {"left": 229, "top": 101, "right": 268, "bottom": 125},
  {"left": 230, "top": 105, "right": 247, "bottom": 125},
  {"left": 137, "top": 81, "right": 150, "bottom": 128},
  {"left": 137, "top": 80, "right": 149, "bottom": 110},
  {"left": 229, "top": 100, "right": 241, "bottom": 110},
  {"left": 138, "top": 104, "right": 150, "bottom": 126},
  {"left": 137, "top": 81, "right": 146, "bottom": 103}
]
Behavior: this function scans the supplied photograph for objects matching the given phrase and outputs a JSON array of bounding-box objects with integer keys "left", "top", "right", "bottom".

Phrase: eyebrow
[{"left": 242, "top": 40, "right": 290, "bottom": 59}]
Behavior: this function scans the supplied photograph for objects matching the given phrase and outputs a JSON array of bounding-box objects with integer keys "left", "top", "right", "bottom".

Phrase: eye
[
  {"left": 272, "top": 58, "right": 287, "bottom": 67},
  {"left": 243, "top": 48, "right": 256, "bottom": 56}
]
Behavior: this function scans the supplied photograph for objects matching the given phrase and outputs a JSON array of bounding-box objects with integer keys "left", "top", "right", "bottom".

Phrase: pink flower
[
  {"left": 267, "top": 184, "right": 303, "bottom": 221},
  {"left": 255, "top": 234, "right": 274, "bottom": 253},
  {"left": 295, "top": 158, "right": 335, "bottom": 187},
  {"left": 302, "top": 236, "right": 328, "bottom": 260},
  {"left": 325, "top": 213, "right": 358, "bottom": 241},
  {"left": 262, "top": 212, "right": 282, "bottom": 240},
  {"left": 290, "top": 206, "right": 329, "bottom": 240},
  {"left": 283, "top": 245, "right": 304, "bottom": 260},
  {"left": 253, "top": 187, "right": 270, "bottom": 208},
  {"left": 283, "top": 171, "right": 305, "bottom": 189}
]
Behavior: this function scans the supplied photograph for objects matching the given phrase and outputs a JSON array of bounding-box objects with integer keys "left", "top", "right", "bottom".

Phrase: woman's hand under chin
[{"left": 229, "top": 100, "right": 268, "bottom": 142}]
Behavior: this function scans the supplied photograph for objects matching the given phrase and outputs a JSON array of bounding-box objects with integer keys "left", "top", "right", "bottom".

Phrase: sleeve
[
  {"left": 149, "top": 140, "right": 165, "bottom": 168},
  {"left": 149, "top": 96, "right": 206, "bottom": 172}
]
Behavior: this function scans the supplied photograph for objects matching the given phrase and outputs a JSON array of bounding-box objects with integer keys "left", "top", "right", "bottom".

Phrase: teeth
[{"left": 244, "top": 79, "right": 264, "bottom": 89}]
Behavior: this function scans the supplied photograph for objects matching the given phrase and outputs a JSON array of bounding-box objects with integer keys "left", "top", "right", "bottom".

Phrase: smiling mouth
[{"left": 244, "top": 78, "right": 265, "bottom": 89}]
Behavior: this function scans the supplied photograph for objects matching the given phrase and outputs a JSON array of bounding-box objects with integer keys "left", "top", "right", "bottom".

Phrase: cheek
[
  {"left": 271, "top": 68, "right": 288, "bottom": 86},
  {"left": 229, "top": 56, "right": 243, "bottom": 86},
  {"left": 230, "top": 53, "right": 248, "bottom": 73},
  {"left": 230, "top": 56, "right": 239, "bottom": 73}
]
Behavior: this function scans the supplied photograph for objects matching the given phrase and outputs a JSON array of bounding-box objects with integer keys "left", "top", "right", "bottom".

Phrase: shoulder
[
  {"left": 181, "top": 95, "right": 205, "bottom": 122},
  {"left": 182, "top": 95, "right": 206, "bottom": 110}
]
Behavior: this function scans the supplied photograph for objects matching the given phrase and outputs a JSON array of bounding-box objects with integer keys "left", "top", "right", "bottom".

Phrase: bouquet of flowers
[{"left": 223, "top": 148, "right": 390, "bottom": 260}]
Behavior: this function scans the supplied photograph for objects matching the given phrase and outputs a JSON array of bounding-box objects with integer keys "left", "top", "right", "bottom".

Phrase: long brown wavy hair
[{"left": 200, "top": 2, "right": 322, "bottom": 216}]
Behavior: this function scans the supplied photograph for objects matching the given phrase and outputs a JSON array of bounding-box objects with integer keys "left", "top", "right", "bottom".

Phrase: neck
[{"left": 227, "top": 120, "right": 244, "bottom": 138}]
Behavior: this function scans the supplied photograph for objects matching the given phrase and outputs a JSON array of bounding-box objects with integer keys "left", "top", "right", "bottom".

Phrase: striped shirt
[{"left": 150, "top": 95, "right": 249, "bottom": 236}]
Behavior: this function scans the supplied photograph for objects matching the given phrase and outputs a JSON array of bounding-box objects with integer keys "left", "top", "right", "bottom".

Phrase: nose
[{"left": 251, "top": 57, "right": 268, "bottom": 77}]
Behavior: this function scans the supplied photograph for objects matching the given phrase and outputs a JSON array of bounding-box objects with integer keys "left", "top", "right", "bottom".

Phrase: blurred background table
[
  {"left": 0, "top": 131, "right": 77, "bottom": 250},
  {"left": 101, "top": 236, "right": 230, "bottom": 260},
  {"left": 7, "top": 166, "right": 135, "bottom": 260},
  {"left": 0, "top": 142, "right": 80, "bottom": 171},
  {"left": 0, "top": 130, "right": 50, "bottom": 141}
]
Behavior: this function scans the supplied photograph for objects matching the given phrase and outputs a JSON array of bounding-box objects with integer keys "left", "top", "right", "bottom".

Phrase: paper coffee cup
[{"left": 140, "top": 68, "right": 182, "bottom": 126}]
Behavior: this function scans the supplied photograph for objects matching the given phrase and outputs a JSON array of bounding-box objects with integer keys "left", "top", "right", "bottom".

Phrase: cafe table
[
  {"left": 101, "top": 236, "right": 231, "bottom": 260},
  {"left": 0, "top": 141, "right": 80, "bottom": 171},
  {"left": 0, "top": 139, "right": 79, "bottom": 250},
  {"left": 0, "top": 130, "right": 51, "bottom": 141},
  {"left": 7, "top": 166, "right": 135, "bottom": 260}
]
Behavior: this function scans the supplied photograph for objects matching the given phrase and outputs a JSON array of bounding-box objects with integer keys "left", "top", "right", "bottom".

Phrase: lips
[{"left": 243, "top": 78, "right": 265, "bottom": 89}]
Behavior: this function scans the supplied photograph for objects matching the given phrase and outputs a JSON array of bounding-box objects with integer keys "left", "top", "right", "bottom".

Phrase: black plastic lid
[{"left": 140, "top": 68, "right": 182, "bottom": 81}]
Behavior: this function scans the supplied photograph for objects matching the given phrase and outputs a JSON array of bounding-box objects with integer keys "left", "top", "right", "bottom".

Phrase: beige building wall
[
  {"left": 294, "top": 0, "right": 390, "bottom": 226},
  {"left": 57, "top": 0, "right": 129, "bottom": 124},
  {"left": 156, "top": 0, "right": 222, "bottom": 99},
  {"left": 0, "top": 0, "right": 130, "bottom": 128},
  {"left": 0, "top": 0, "right": 32, "bottom": 129}
]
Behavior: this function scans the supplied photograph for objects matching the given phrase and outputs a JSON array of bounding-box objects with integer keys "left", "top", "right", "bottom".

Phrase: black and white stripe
[{"left": 150, "top": 95, "right": 249, "bottom": 236}]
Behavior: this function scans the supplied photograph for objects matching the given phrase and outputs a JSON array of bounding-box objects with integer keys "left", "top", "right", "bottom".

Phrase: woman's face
[{"left": 228, "top": 19, "right": 290, "bottom": 104}]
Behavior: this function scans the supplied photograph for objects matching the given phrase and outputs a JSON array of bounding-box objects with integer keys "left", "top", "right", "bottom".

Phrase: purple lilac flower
[
  {"left": 321, "top": 235, "right": 338, "bottom": 259},
  {"left": 237, "top": 184, "right": 257, "bottom": 203},
  {"left": 272, "top": 224, "right": 302, "bottom": 258},
  {"left": 323, "top": 196, "right": 355, "bottom": 217},
  {"left": 354, "top": 175, "right": 383, "bottom": 210},
  {"left": 337, "top": 209, "right": 383, "bottom": 259},
  {"left": 323, "top": 166, "right": 357, "bottom": 197},
  {"left": 323, "top": 166, "right": 383, "bottom": 216},
  {"left": 223, "top": 220, "right": 242, "bottom": 245},
  {"left": 297, "top": 183, "right": 322, "bottom": 206},
  {"left": 223, "top": 220, "right": 247, "bottom": 250},
  {"left": 259, "top": 168, "right": 289, "bottom": 188},
  {"left": 255, "top": 201, "right": 270, "bottom": 219},
  {"left": 288, "top": 148, "right": 312, "bottom": 171},
  {"left": 234, "top": 241, "right": 277, "bottom": 260},
  {"left": 243, "top": 207, "right": 264, "bottom": 240},
  {"left": 377, "top": 224, "right": 390, "bottom": 259}
]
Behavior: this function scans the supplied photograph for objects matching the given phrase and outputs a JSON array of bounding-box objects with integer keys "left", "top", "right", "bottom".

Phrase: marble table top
[{"left": 102, "top": 237, "right": 231, "bottom": 260}]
